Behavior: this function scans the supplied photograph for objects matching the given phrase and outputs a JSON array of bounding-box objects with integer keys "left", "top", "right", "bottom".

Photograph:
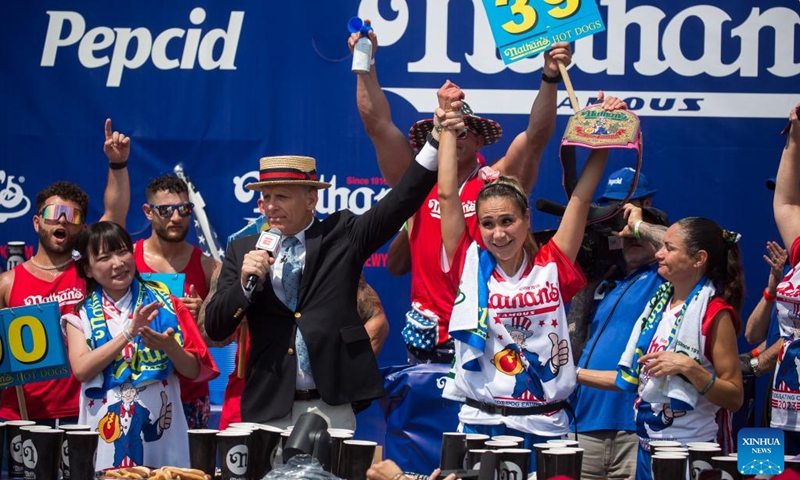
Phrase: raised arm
[
  {"left": 437, "top": 86, "right": 467, "bottom": 265},
  {"left": 745, "top": 241, "right": 787, "bottom": 343},
  {"left": 349, "top": 24, "right": 415, "bottom": 187},
  {"left": 552, "top": 149, "right": 609, "bottom": 262},
  {"left": 492, "top": 43, "right": 572, "bottom": 193},
  {"left": 774, "top": 104, "right": 800, "bottom": 248},
  {"left": 99, "top": 118, "right": 131, "bottom": 227}
]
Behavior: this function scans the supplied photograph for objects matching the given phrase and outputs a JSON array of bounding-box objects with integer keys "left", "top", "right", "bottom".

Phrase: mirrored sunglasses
[
  {"left": 148, "top": 202, "right": 194, "bottom": 218},
  {"left": 39, "top": 204, "right": 85, "bottom": 225}
]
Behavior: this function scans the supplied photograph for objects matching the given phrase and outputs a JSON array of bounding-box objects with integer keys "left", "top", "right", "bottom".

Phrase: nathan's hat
[
  {"left": 598, "top": 167, "right": 657, "bottom": 203},
  {"left": 408, "top": 102, "right": 503, "bottom": 151},
  {"left": 245, "top": 155, "right": 331, "bottom": 191}
]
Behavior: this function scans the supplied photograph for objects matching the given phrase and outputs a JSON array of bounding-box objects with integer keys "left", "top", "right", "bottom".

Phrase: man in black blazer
[{"left": 205, "top": 136, "right": 447, "bottom": 427}]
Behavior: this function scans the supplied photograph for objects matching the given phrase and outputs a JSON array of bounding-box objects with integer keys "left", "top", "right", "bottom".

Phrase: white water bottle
[{"left": 351, "top": 35, "right": 372, "bottom": 75}]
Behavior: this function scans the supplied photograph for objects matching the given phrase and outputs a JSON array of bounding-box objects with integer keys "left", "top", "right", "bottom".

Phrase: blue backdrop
[{"left": 1, "top": 0, "right": 798, "bottom": 371}]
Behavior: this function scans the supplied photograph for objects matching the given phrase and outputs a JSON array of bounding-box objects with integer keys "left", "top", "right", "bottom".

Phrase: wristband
[
  {"left": 541, "top": 71, "right": 562, "bottom": 84},
  {"left": 426, "top": 132, "right": 439, "bottom": 149},
  {"left": 764, "top": 288, "right": 776, "bottom": 302},
  {"left": 109, "top": 161, "right": 128, "bottom": 170},
  {"left": 575, "top": 367, "right": 582, "bottom": 379},
  {"left": 633, "top": 220, "right": 643, "bottom": 240},
  {"left": 123, "top": 328, "right": 134, "bottom": 343},
  {"left": 698, "top": 372, "right": 716, "bottom": 395},
  {"left": 751, "top": 348, "right": 760, "bottom": 358}
]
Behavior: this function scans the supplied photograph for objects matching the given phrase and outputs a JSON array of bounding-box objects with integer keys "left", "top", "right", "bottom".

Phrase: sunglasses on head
[
  {"left": 148, "top": 202, "right": 194, "bottom": 218},
  {"left": 38, "top": 204, "right": 85, "bottom": 225}
]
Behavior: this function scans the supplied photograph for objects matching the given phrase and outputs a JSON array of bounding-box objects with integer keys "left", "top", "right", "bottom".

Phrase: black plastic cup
[
  {"left": 689, "top": 447, "right": 721, "bottom": 480},
  {"left": 465, "top": 449, "right": 489, "bottom": 470},
  {"left": 652, "top": 453, "right": 688, "bottom": 480},
  {"left": 492, "top": 435, "right": 524, "bottom": 447},
  {"left": 19, "top": 426, "right": 51, "bottom": 480},
  {"left": 649, "top": 440, "right": 681, "bottom": 456},
  {"left": 23, "top": 428, "right": 63, "bottom": 480},
  {"left": 188, "top": 429, "right": 219, "bottom": 476},
  {"left": 542, "top": 448, "right": 580, "bottom": 480},
  {"left": 338, "top": 440, "right": 377, "bottom": 480},
  {"left": 498, "top": 448, "right": 532, "bottom": 477},
  {"left": 440, "top": 432, "right": 467, "bottom": 470},
  {"left": 329, "top": 429, "right": 354, "bottom": 476},
  {"left": 65, "top": 431, "right": 99, "bottom": 480},
  {"left": 0, "top": 422, "right": 6, "bottom": 475},
  {"left": 218, "top": 430, "right": 251, "bottom": 480},
  {"left": 711, "top": 456, "right": 742, "bottom": 480},
  {"left": 6, "top": 420, "right": 36, "bottom": 478},
  {"left": 257, "top": 425, "right": 283, "bottom": 475},
  {"left": 465, "top": 434, "right": 489, "bottom": 451},
  {"left": 533, "top": 442, "right": 554, "bottom": 479},
  {"left": 58, "top": 424, "right": 91, "bottom": 480},
  {"left": 484, "top": 440, "right": 517, "bottom": 450}
]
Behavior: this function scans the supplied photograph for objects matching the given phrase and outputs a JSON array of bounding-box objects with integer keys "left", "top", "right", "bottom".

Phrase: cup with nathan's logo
[
  {"left": 6, "top": 420, "right": 35, "bottom": 478},
  {"left": 218, "top": 430, "right": 251, "bottom": 480},
  {"left": 24, "top": 428, "right": 63, "bottom": 480},
  {"left": 65, "top": 431, "right": 99, "bottom": 480},
  {"left": 58, "top": 424, "right": 91, "bottom": 479}
]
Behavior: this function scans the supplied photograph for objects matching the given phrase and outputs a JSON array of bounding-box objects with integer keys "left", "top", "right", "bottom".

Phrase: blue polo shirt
[{"left": 570, "top": 264, "right": 663, "bottom": 433}]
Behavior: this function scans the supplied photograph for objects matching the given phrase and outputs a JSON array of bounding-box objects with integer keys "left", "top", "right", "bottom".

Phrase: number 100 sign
[
  {"left": 482, "top": 0, "right": 606, "bottom": 64},
  {"left": 0, "top": 302, "right": 70, "bottom": 388}
]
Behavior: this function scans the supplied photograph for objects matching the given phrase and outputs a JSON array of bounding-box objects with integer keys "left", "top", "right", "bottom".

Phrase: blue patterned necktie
[{"left": 282, "top": 236, "right": 311, "bottom": 374}]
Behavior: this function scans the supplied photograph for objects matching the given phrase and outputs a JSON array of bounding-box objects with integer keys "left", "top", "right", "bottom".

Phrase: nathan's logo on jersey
[
  {"left": 0, "top": 171, "right": 31, "bottom": 224},
  {"left": 488, "top": 282, "right": 560, "bottom": 310},
  {"left": 426, "top": 198, "right": 477, "bottom": 219},
  {"left": 232, "top": 171, "right": 391, "bottom": 216},
  {"left": 24, "top": 288, "right": 84, "bottom": 307},
  {"left": 360, "top": 0, "right": 799, "bottom": 118},
  {"left": 40, "top": 8, "right": 244, "bottom": 87},
  {"left": 777, "top": 280, "right": 800, "bottom": 300}
]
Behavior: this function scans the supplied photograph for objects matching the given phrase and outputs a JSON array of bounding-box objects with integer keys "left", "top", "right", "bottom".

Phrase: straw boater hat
[
  {"left": 245, "top": 155, "right": 331, "bottom": 190},
  {"left": 407, "top": 102, "right": 503, "bottom": 151}
]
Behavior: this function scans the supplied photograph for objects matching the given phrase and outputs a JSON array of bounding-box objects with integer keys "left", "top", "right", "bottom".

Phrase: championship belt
[{"left": 559, "top": 104, "right": 643, "bottom": 225}]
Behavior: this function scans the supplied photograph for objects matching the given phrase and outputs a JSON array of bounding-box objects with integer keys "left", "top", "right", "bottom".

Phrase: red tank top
[
  {"left": 0, "top": 263, "right": 84, "bottom": 420},
  {"left": 409, "top": 173, "right": 484, "bottom": 344},
  {"left": 133, "top": 239, "right": 210, "bottom": 403},
  {"left": 133, "top": 239, "right": 209, "bottom": 299}
]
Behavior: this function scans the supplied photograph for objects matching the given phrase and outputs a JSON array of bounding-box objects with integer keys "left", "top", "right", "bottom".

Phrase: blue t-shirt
[{"left": 570, "top": 264, "right": 663, "bottom": 433}]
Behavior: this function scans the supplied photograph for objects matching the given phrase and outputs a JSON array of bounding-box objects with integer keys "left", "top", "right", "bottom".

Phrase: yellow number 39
[{"left": 496, "top": 0, "right": 538, "bottom": 35}]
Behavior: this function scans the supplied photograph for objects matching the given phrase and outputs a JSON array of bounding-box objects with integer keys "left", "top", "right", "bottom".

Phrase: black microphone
[
  {"left": 245, "top": 228, "right": 281, "bottom": 291},
  {"left": 535, "top": 198, "right": 567, "bottom": 217}
]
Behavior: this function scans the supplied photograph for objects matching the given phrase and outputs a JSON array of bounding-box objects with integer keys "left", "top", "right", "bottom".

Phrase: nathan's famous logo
[
  {"left": 41, "top": 8, "right": 244, "bottom": 87},
  {"left": 0, "top": 171, "right": 31, "bottom": 224},
  {"left": 232, "top": 172, "right": 391, "bottom": 216}
]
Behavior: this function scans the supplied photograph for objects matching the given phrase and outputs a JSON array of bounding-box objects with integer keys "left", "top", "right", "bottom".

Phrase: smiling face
[
  {"left": 478, "top": 196, "right": 530, "bottom": 275},
  {"left": 655, "top": 224, "right": 704, "bottom": 285},
  {"left": 145, "top": 191, "right": 191, "bottom": 243},
  {"left": 257, "top": 185, "right": 318, "bottom": 236},
  {"left": 83, "top": 242, "right": 135, "bottom": 301},
  {"left": 33, "top": 196, "right": 85, "bottom": 255}
]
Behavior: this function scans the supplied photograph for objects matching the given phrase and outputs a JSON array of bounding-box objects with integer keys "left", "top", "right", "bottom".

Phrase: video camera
[{"left": 533, "top": 198, "right": 669, "bottom": 281}]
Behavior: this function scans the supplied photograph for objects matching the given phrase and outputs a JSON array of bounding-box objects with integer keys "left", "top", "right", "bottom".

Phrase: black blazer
[{"left": 205, "top": 161, "right": 437, "bottom": 423}]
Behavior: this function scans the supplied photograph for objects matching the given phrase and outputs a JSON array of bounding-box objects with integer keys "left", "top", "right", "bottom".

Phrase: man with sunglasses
[
  {"left": 0, "top": 118, "right": 130, "bottom": 424},
  {"left": 133, "top": 174, "right": 221, "bottom": 429},
  {"left": 348, "top": 27, "right": 573, "bottom": 365}
]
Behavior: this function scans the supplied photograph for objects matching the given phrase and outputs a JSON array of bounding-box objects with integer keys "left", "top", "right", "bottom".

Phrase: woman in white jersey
[
  {"left": 578, "top": 216, "right": 745, "bottom": 480},
  {"left": 771, "top": 103, "right": 800, "bottom": 455},
  {"left": 61, "top": 221, "right": 217, "bottom": 470},
  {"left": 436, "top": 87, "right": 616, "bottom": 472}
]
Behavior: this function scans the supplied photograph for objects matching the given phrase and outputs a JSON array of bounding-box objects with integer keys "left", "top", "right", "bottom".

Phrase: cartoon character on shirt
[
  {"left": 97, "top": 382, "right": 173, "bottom": 467},
  {"left": 492, "top": 318, "right": 569, "bottom": 400},
  {"left": 775, "top": 338, "right": 800, "bottom": 391},
  {"left": 587, "top": 117, "right": 610, "bottom": 136}
]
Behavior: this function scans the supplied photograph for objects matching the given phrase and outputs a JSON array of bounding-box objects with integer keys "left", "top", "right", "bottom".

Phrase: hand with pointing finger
[{"left": 104, "top": 118, "right": 130, "bottom": 166}]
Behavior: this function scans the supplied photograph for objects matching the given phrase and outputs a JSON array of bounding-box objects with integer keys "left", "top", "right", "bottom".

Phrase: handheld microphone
[{"left": 245, "top": 228, "right": 281, "bottom": 291}]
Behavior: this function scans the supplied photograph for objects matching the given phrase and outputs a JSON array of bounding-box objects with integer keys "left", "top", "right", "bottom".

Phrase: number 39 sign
[
  {"left": 482, "top": 0, "right": 606, "bottom": 64},
  {"left": 0, "top": 302, "right": 70, "bottom": 388}
]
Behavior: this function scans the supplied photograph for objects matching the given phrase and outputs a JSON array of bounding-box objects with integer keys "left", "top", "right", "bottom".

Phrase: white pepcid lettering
[{"left": 41, "top": 8, "right": 244, "bottom": 87}]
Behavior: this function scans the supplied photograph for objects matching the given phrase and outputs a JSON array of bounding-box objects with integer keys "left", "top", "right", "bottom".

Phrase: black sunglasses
[{"left": 148, "top": 202, "right": 194, "bottom": 218}]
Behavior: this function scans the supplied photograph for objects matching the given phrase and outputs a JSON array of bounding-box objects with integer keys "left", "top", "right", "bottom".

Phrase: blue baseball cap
[{"left": 598, "top": 167, "right": 657, "bottom": 203}]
